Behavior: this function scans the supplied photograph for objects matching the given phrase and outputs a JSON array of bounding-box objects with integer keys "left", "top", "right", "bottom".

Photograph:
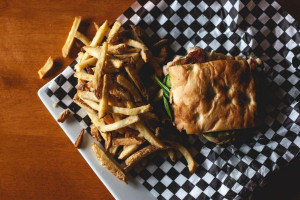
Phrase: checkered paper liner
[{"left": 45, "top": 0, "right": 300, "bottom": 199}]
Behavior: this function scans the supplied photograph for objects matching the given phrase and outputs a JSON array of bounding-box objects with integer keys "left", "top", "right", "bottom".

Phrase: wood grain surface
[{"left": 0, "top": 0, "right": 299, "bottom": 200}]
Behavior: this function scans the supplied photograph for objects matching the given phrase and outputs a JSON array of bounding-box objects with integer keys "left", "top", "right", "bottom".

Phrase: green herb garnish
[
  {"left": 204, "top": 131, "right": 237, "bottom": 138},
  {"left": 155, "top": 75, "right": 173, "bottom": 120}
]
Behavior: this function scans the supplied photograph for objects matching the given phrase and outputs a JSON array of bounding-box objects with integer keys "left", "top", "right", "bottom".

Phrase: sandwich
[{"left": 156, "top": 47, "right": 262, "bottom": 144}]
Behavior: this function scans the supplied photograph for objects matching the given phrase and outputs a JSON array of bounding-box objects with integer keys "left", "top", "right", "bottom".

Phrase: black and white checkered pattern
[{"left": 46, "top": 0, "right": 300, "bottom": 199}]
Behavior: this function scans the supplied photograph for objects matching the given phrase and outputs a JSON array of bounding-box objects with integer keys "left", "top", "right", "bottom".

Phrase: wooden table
[{"left": 0, "top": 0, "right": 299, "bottom": 199}]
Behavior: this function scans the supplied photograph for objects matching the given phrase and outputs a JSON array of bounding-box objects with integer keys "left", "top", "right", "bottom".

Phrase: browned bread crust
[{"left": 169, "top": 59, "right": 257, "bottom": 135}]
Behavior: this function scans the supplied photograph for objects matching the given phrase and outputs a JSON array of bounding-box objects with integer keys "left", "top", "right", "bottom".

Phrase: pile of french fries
[{"left": 59, "top": 17, "right": 196, "bottom": 183}]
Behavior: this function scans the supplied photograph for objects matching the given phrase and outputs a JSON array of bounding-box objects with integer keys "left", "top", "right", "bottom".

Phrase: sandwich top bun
[{"left": 169, "top": 59, "right": 258, "bottom": 135}]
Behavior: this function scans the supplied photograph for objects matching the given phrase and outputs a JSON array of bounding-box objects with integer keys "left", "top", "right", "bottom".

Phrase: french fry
[
  {"left": 75, "top": 31, "right": 91, "bottom": 45},
  {"left": 93, "top": 22, "right": 99, "bottom": 30},
  {"left": 98, "top": 74, "right": 109, "bottom": 118},
  {"left": 74, "top": 71, "right": 94, "bottom": 82},
  {"left": 107, "top": 43, "right": 127, "bottom": 55},
  {"left": 62, "top": 16, "right": 81, "bottom": 58},
  {"left": 125, "top": 39, "right": 148, "bottom": 51},
  {"left": 91, "top": 124, "right": 102, "bottom": 142},
  {"left": 118, "top": 144, "right": 139, "bottom": 160},
  {"left": 167, "top": 149, "right": 176, "bottom": 162},
  {"left": 109, "top": 87, "right": 131, "bottom": 101},
  {"left": 73, "top": 98, "right": 97, "bottom": 115},
  {"left": 141, "top": 112, "right": 159, "bottom": 121},
  {"left": 94, "top": 42, "right": 108, "bottom": 98},
  {"left": 103, "top": 114, "right": 115, "bottom": 124},
  {"left": 38, "top": 56, "right": 54, "bottom": 79},
  {"left": 57, "top": 109, "right": 71, "bottom": 123},
  {"left": 108, "top": 104, "right": 151, "bottom": 115},
  {"left": 91, "top": 142, "right": 127, "bottom": 183},
  {"left": 134, "top": 121, "right": 165, "bottom": 148},
  {"left": 107, "top": 21, "right": 122, "bottom": 44},
  {"left": 164, "top": 141, "right": 196, "bottom": 173},
  {"left": 76, "top": 57, "right": 97, "bottom": 72},
  {"left": 116, "top": 74, "right": 142, "bottom": 102},
  {"left": 75, "top": 129, "right": 85, "bottom": 148},
  {"left": 86, "top": 111, "right": 110, "bottom": 148},
  {"left": 86, "top": 65, "right": 94, "bottom": 75},
  {"left": 105, "top": 133, "right": 112, "bottom": 150},
  {"left": 125, "top": 48, "right": 141, "bottom": 53},
  {"left": 107, "top": 56, "right": 123, "bottom": 68},
  {"left": 109, "top": 145, "right": 119, "bottom": 155},
  {"left": 80, "top": 98, "right": 99, "bottom": 111},
  {"left": 75, "top": 20, "right": 109, "bottom": 70},
  {"left": 112, "top": 137, "right": 144, "bottom": 146},
  {"left": 124, "top": 64, "right": 149, "bottom": 100},
  {"left": 78, "top": 91, "right": 99, "bottom": 102},
  {"left": 90, "top": 20, "right": 109, "bottom": 47},
  {"left": 83, "top": 46, "right": 123, "bottom": 68},
  {"left": 99, "top": 115, "right": 139, "bottom": 132},
  {"left": 114, "top": 53, "right": 140, "bottom": 62},
  {"left": 153, "top": 39, "right": 168, "bottom": 48},
  {"left": 124, "top": 145, "right": 162, "bottom": 172}
]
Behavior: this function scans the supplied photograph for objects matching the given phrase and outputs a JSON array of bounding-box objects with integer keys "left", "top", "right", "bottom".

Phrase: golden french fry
[
  {"left": 90, "top": 20, "right": 109, "bottom": 47},
  {"left": 164, "top": 140, "right": 196, "bottom": 173},
  {"left": 75, "top": 20, "right": 109, "bottom": 69},
  {"left": 124, "top": 64, "right": 149, "bottom": 100},
  {"left": 167, "top": 149, "right": 176, "bottom": 162},
  {"left": 107, "top": 21, "right": 122, "bottom": 43},
  {"left": 105, "top": 132, "right": 112, "bottom": 150},
  {"left": 74, "top": 71, "right": 94, "bottom": 82},
  {"left": 73, "top": 98, "right": 97, "bottom": 115},
  {"left": 78, "top": 91, "right": 99, "bottom": 102},
  {"left": 38, "top": 56, "right": 53, "bottom": 79},
  {"left": 134, "top": 121, "right": 165, "bottom": 148},
  {"left": 109, "top": 87, "right": 131, "bottom": 101},
  {"left": 109, "top": 145, "right": 119, "bottom": 155},
  {"left": 93, "top": 22, "right": 99, "bottom": 30},
  {"left": 116, "top": 74, "right": 142, "bottom": 102},
  {"left": 80, "top": 98, "right": 99, "bottom": 111},
  {"left": 75, "top": 31, "right": 91, "bottom": 45},
  {"left": 94, "top": 42, "right": 108, "bottom": 97},
  {"left": 112, "top": 137, "right": 144, "bottom": 146},
  {"left": 124, "top": 145, "right": 162, "bottom": 172},
  {"left": 62, "top": 16, "right": 81, "bottom": 58},
  {"left": 91, "top": 142, "right": 127, "bottom": 183},
  {"left": 108, "top": 104, "right": 151, "bottom": 115},
  {"left": 83, "top": 46, "right": 123, "bottom": 69},
  {"left": 114, "top": 53, "right": 140, "bottom": 62},
  {"left": 125, "top": 48, "right": 141, "bottom": 53},
  {"left": 118, "top": 144, "right": 139, "bottom": 160},
  {"left": 125, "top": 39, "right": 148, "bottom": 51},
  {"left": 100, "top": 115, "right": 139, "bottom": 132},
  {"left": 76, "top": 57, "right": 97, "bottom": 72},
  {"left": 107, "top": 56, "right": 123, "bottom": 68},
  {"left": 98, "top": 74, "right": 109, "bottom": 118},
  {"left": 107, "top": 43, "right": 127, "bottom": 55}
]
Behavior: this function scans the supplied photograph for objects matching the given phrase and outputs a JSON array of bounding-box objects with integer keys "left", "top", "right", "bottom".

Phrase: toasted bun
[{"left": 169, "top": 60, "right": 257, "bottom": 135}]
